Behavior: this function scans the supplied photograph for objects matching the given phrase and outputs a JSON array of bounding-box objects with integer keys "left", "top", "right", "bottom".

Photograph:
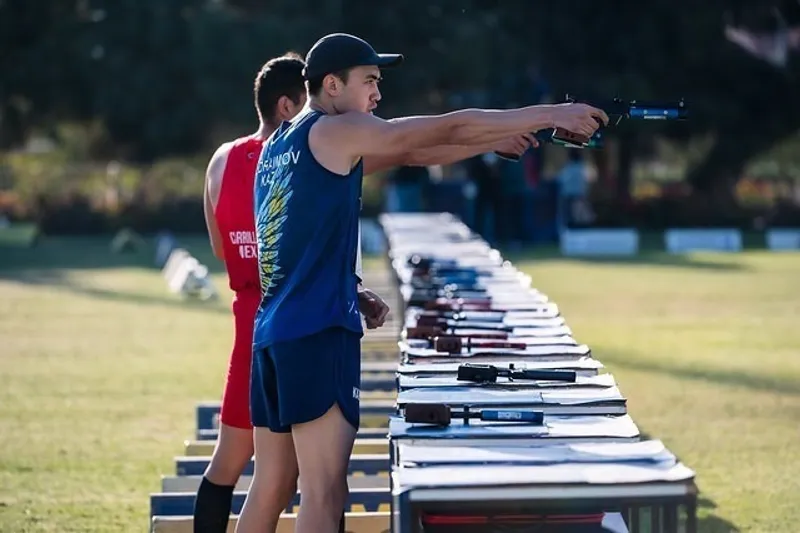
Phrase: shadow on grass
[
  {"left": 596, "top": 348, "right": 800, "bottom": 397},
  {"left": 9, "top": 269, "right": 231, "bottom": 315},
  {"left": 0, "top": 234, "right": 389, "bottom": 312},
  {"left": 629, "top": 431, "right": 739, "bottom": 532},
  {"left": 696, "top": 496, "right": 741, "bottom": 533},
  {"left": 698, "top": 515, "right": 741, "bottom": 533},
  {"left": 0, "top": 234, "right": 231, "bottom": 314},
  {"left": 0, "top": 234, "right": 228, "bottom": 274}
]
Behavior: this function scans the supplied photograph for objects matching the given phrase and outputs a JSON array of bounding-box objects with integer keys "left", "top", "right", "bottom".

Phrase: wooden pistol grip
[
  {"left": 553, "top": 127, "right": 590, "bottom": 145},
  {"left": 433, "top": 335, "right": 463, "bottom": 354}
]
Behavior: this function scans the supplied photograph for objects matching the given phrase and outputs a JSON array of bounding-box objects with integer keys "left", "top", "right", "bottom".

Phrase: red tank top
[{"left": 214, "top": 135, "right": 264, "bottom": 295}]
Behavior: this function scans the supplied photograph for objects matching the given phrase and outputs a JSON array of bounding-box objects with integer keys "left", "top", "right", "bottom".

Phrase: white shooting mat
[
  {"left": 402, "top": 344, "right": 592, "bottom": 363},
  {"left": 401, "top": 335, "right": 579, "bottom": 349},
  {"left": 396, "top": 357, "right": 603, "bottom": 376},
  {"left": 407, "top": 306, "right": 562, "bottom": 323},
  {"left": 397, "top": 439, "right": 676, "bottom": 467},
  {"left": 396, "top": 385, "right": 626, "bottom": 411},
  {"left": 388, "top": 413, "right": 641, "bottom": 445},
  {"left": 398, "top": 372, "right": 617, "bottom": 390},
  {"left": 393, "top": 461, "right": 696, "bottom": 494}
]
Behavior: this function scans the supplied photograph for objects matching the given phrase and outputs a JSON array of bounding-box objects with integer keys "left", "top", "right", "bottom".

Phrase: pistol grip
[
  {"left": 405, "top": 403, "right": 451, "bottom": 426},
  {"left": 552, "top": 127, "right": 590, "bottom": 147}
]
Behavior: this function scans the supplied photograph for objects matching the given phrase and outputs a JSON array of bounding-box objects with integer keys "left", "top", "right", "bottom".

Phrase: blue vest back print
[{"left": 253, "top": 109, "right": 364, "bottom": 350}]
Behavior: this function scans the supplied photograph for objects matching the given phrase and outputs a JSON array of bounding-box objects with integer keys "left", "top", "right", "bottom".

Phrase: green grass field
[{"left": 1, "top": 234, "right": 799, "bottom": 533}]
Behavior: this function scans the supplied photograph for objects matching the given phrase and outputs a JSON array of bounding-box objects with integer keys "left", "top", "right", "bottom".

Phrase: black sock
[
  {"left": 339, "top": 510, "right": 346, "bottom": 533},
  {"left": 193, "top": 477, "right": 235, "bottom": 533}
]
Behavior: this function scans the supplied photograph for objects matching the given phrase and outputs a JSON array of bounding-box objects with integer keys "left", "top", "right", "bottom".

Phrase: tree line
[{"left": 2, "top": 0, "right": 800, "bottom": 202}]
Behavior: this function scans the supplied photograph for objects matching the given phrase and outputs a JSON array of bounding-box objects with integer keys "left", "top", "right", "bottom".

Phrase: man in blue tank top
[{"left": 239, "top": 33, "right": 608, "bottom": 533}]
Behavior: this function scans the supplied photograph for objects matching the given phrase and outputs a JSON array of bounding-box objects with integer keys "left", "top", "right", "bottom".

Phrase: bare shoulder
[
  {"left": 312, "top": 112, "right": 386, "bottom": 137},
  {"left": 307, "top": 113, "right": 374, "bottom": 174},
  {"left": 208, "top": 141, "right": 235, "bottom": 174},
  {"left": 206, "top": 141, "right": 235, "bottom": 207},
  {"left": 309, "top": 112, "right": 391, "bottom": 165}
]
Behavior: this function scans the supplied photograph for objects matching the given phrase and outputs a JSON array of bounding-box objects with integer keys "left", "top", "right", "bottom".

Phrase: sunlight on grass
[
  {"left": 0, "top": 237, "right": 798, "bottom": 532},
  {"left": 517, "top": 251, "right": 800, "bottom": 533}
]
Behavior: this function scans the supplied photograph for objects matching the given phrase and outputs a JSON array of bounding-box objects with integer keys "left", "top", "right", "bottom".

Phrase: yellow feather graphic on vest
[{"left": 256, "top": 169, "right": 293, "bottom": 297}]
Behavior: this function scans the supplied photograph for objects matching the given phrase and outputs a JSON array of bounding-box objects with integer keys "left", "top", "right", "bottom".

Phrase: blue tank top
[{"left": 252, "top": 109, "right": 364, "bottom": 349}]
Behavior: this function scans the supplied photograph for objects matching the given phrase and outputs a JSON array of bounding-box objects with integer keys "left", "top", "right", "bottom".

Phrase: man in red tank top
[
  {"left": 197, "top": 53, "right": 537, "bottom": 533},
  {"left": 196, "top": 53, "right": 308, "bottom": 533}
]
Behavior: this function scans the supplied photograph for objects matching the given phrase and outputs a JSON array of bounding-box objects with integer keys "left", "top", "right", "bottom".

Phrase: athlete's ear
[
  {"left": 323, "top": 73, "right": 339, "bottom": 96},
  {"left": 276, "top": 95, "right": 291, "bottom": 120}
]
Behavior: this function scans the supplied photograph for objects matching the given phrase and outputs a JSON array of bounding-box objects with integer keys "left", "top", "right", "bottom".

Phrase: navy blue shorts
[{"left": 250, "top": 327, "right": 361, "bottom": 433}]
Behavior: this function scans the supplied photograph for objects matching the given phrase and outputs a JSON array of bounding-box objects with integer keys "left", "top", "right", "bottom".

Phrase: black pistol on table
[{"left": 457, "top": 363, "right": 577, "bottom": 384}]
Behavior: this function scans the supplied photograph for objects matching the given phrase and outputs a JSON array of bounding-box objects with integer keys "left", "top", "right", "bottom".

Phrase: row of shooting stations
[{"left": 379, "top": 212, "right": 698, "bottom": 533}]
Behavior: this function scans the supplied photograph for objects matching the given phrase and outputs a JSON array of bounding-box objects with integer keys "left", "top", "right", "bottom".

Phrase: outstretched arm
[
  {"left": 311, "top": 103, "right": 608, "bottom": 163},
  {"left": 314, "top": 107, "right": 550, "bottom": 161},
  {"left": 362, "top": 134, "right": 537, "bottom": 175}
]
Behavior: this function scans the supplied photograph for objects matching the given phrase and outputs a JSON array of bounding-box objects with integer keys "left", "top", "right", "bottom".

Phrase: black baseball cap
[{"left": 302, "top": 33, "right": 404, "bottom": 81}]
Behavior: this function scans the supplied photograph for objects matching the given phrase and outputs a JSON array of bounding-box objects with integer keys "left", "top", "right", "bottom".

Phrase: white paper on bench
[
  {"left": 413, "top": 326, "right": 573, "bottom": 338},
  {"left": 388, "top": 230, "right": 485, "bottom": 241},
  {"left": 402, "top": 336, "right": 578, "bottom": 351},
  {"left": 396, "top": 385, "right": 623, "bottom": 407},
  {"left": 504, "top": 315, "right": 566, "bottom": 327},
  {"left": 387, "top": 224, "right": 476, "bottom": 233},
  {"left": 379, "top": 211, "right": 456, "bottom": 222},
  {"left": 410, "top": 302, "right": 560, "bottom": 313},
  {"left": 408, "top": 307, "right": 560, "bottom": 322},
  {"left": 389, "top": 225, "right": 476, "bottom": 235},
  {"left": 481, "top": 293, "right": 550, "bottom": 304},
  {"left": 506, "top": 310, "right": 562, "bottom": 322},
  {"left": 402, "top": 282, "right": 542, "bottom": 300},
  {"left": 400, "top": 337, "right": 577, "bottom": 352},
  {"left": 399, "top": 268, "right": 527, "bottom": 284},
  {"left": 394, "top": 461, "right": 696, "bottom": 489},
  {"left": 398, "top": 373, "right": 616, "bottom": 390},
  {"left": 389, "top": 414, "right": 640, "bottom": 441},
  {"left": 401, "top": 290, "right": 551, "bottom": 305},
  {"left": 388, "top": 228, "right": 478, "bottom": 240},
  {"left": 403, "top": 344, "right": 590, "bottom": 359},
  {"left": 398, "top": 440, "right": 674, "bottom": 467},
  {"left": 402, "top": 354, "right": 588, "bottom": 366},
  {"left": 389, "top": 232, "right": 478, "bottom": 241},
  {"left": 386, "top": 223, "right": 476, "bottom": 235},
  {"left": 492, "top": 335, "right": 576, "bottom": 345},
  {"left": 463, "top": 284, "right": 549, "bottom": 297},
  {"left": 511, "top": 326, "right": 574, "bottom": 337},
  {"left": 411, "top": 278, "right": 534, "bottom": 291},
  {"left": 389, "top": 248, "right": 503, "bottom": 260},
  {"left": 457, "top": 301, "right": 558, "bottom": 313},
  {"left": 400, "top": 286, "right": 548, "bottom": 304},
  {"left": 391, "top": 244, "right": 494, "bottom": 257},
  {"left": 393, "top": 259, "right": 502, "bottom": 272},
  {"left": 380, "top": 212, "right": 460, "bottom": 223},
  {"left": 396, "top": 258, "right": 501, "bottom": 269},
  {"left": 407, "top": 316, "right": 567, "bottom": 329},
  {"left": 397, "top": 357, "right": 604, "bottom": 374}
]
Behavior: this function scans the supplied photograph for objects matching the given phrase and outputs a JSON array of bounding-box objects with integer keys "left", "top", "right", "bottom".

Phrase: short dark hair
[
  {"left": 307, "top": 68, "right": 351, "bottom": 97},
  {"left": 254, "top": 52, "right": 306, "bottom": 124}
]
